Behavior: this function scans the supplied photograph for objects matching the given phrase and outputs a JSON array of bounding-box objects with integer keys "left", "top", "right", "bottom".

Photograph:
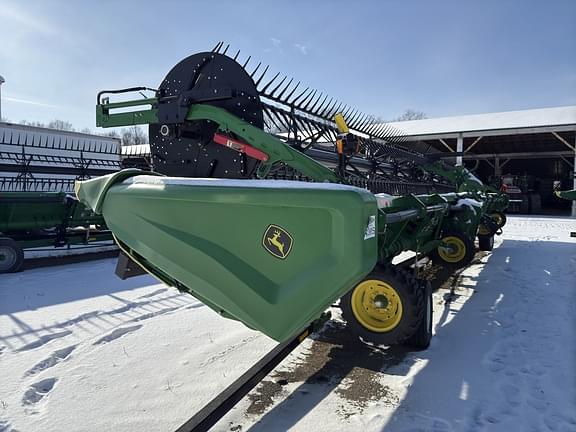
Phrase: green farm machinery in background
[
  {"left": 0, "top": 192, "right": 113, "bottom": 273},
  {"left": 76, "top": 44, "right": 508, "bottom": 350}
]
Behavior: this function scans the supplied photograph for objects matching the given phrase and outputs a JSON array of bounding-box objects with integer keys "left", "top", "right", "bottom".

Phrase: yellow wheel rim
[
  {"left": 438, "top": 236, "right": 467, "bottom": 263},
  {"left": 490, "top": 213, "right": 504, "bottom": 227},
  {"left": 478, "top": 224, "right": 490, "bottom": 235},
  {"left": 350, "top": 279, "right": 403, "bottom": 333}
]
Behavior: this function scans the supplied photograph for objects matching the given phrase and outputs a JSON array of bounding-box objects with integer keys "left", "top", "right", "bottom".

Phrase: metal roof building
[{"left": 388, "top": 106, "right": 576, "bottom": 215}]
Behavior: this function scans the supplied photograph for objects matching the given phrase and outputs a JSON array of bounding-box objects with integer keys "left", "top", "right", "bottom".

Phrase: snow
[
  {"left": 453, "top": 198, "right": 483, "bottom": 209},
  {"left": 1, "top": 216, "right": 575, "bottom": 432},
  {"left": 124, "top": 175, "right": 370, "bottom": 192}
]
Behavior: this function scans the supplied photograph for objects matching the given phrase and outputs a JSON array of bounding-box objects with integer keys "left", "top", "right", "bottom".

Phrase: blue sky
[{"left": 1, "top": 0, "right": 575, "bottom": 131}]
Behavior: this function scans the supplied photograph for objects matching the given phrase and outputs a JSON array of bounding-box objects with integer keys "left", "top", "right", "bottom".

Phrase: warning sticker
[{"left": 364, "top": 215, "right": 376, "bottom": 240}]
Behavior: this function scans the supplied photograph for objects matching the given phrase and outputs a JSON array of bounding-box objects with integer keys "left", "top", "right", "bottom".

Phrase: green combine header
[{"left": 76, "top": 43, "right": 508, "bottom": 350}]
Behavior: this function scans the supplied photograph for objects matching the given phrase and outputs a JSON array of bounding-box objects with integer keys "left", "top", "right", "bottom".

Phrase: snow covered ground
[{"left": 1, "top": 216, "right": 575, "bottom": 432}]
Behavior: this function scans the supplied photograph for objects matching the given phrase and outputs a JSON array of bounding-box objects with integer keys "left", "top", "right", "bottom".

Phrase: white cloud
[
  {"left": 294, "top": 43, "right": 309, "bottom": 55},
  {"left": 0, "top": 3, "right": 57, "bottom": 35},
  {"left": 4, "top": 96, "right": 60, "bottom": 109}
]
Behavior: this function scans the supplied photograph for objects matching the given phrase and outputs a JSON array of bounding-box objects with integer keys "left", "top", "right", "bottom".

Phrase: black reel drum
[{"left": 150, "top": 52, "right": 264, "bottom": 178}]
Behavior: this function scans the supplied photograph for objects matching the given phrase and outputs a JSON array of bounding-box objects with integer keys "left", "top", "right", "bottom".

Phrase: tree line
[{"left": 2, "top": 118, "right": 148, "bottom": 146}]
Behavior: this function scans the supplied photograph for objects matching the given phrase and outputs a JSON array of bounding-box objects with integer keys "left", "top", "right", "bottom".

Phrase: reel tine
[
  {"left": 358, "top": 114, "right": 373, "bottom": 130},
  {"left": 291, "top": 86, "right": 310, "bottom": 105},
  {"left": 331, "top": 102, "right": 344, "bottom": 118},
  {"left": 372, "top": 123, "right": 387, "bottom": 137},
  {"left": 352, "top": 112, "right": 366, "bottom": 130},
  {"left": 222, "top": 44, "right": 230, "bottom": 55},
  {"left": 249, "top": 61, "right": 261, "bottom": 77},
  {"left": 312, "top": 93, "right": 329, "bottom": 115},
  {"left": 341, "top": 105, "right": 354, "bottom": 119},
  {"left": 348, "top": 109, "right": 361, "bottom": 125},
  {"left": 233, "top": 50, "right": 240, "bottom": 61},
  {"left": 302, "top": 90, "right": 319, "bottom": 111},
  {"left": 380, "top": 123, "right": 394, "bottom": 137},
  {"left": 254, "top": 65, "right": 270, "bottom": 87},
  {"left": 318, "top": 97, "right": 335, "bottom": 117},
  {"left": 260, "top": 71, "right": 281, "bottom": 94},
  {"left": 269, "top": 76, "right": 288, "bottom": 97},
  {"left": 362, "top": 117, "right": 376, "bottom": 135},
  {"left": 348, "top": 110, "right": 362, "bottom": 127},
  {"left": 302, "top": 91, "right": 319, "bottom": 111},
  {"left": 322, "top": 99, "right": 338, "bottom": 120},
  {"left": 263, "top": 106, "right": 285, "bottom": 132},
  {"left": 348, "top": 112, "right": 365, "bottom": 129},
  {"left": 211, "top": 41, "right": 224, "bottom": 52},
  {"left": 366, "top": 119, "right": 381, "bottom": 135},
  {"left": 243, "top": 56, "right": 252, "bottom": 69},
  {"left": 284, "top": 81, "right": 300, "bottom": 103},
  {"left": 297, "top": 89, "right": 317, "bottom": 109},
  {"left": 275, "top": 77, "right": 294, "bottom": 100}
]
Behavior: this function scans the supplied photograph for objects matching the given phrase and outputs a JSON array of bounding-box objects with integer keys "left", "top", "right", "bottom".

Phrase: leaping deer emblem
[
  {"left": 267, "top": 230, "right": 285, "bottom": 257},
  {"left": 263, "top": 225, "right": 293, "bottom": 259}
]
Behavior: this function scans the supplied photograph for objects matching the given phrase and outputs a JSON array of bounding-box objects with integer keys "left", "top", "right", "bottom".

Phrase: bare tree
[
  {"left": 80, "top": 127, "right": 92, "bottom": 135},
  {"left": 121, "top": 126, "right": 147, "bottom": 145},
  {"left": 47, "top": 119, "right": 75, "bottom": 131},
  {"left": 393, "top": 109, "right": 427, "bottom": 121},
  {"left": 101, "top": 130, "right": 120, "bottom": 139},
  {"left": 19, "top": 120, "right": 46, "bottom": 127}
]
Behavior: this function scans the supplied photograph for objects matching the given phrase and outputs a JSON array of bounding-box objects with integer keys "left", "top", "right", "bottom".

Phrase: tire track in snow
[
  {"left": 93, "top": 325, "right": 143, "bottom": 345},
  {"left": 23, "top": 345, "right": 76, "bottom": 378},
  {"left": 16, "top": 330, "right": 72, "bottom": 352},
  {"left": 22, "top": 377, "right": 58, "bottom": 407},
  {"left": 200, "top": 334, "right": 261, "bottom": 367}
]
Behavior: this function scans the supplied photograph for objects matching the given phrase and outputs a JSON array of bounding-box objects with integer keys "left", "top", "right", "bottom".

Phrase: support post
[
  {"left": 456, "top": 133, "right": 463, "bottom": 166},
  {"left": 0, "top": 75, "right": 4, "bottom": 120},
  {"left": 573, "top": 141, "right": 576, "bottom": 218}
]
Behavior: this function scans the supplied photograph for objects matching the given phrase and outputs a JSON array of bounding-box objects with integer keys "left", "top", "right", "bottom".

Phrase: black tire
[
  {"left": 429, "top": 230, "right": 475, "bottom": 269},
  {"left": 490, "top": 211, "right": 507, "bottom": 229},
  {"left": 403, "top": 279, "right": 433, "bottom": 351},
  {"left": 341, "top": 265, "right": 425, "bottom": 346},
  {"left": 0, "top": 237, "right": 24, "bottom": 273},
  {"left": 478, "top": 234, "right": 494, "bottom": 251}
]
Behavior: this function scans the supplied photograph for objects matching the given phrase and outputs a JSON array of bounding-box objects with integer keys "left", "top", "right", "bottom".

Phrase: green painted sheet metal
[
  {"left": 0, "top": 192, "right": 69, "bottom": 232},
  {"left": 556, "top": 189, "right": 576, "bottom": 200},
  {"left": 0, "top": 191, "right": 108, "bottom": 233},
  {"left": 76, "top": 170, "right": 378, "bottom": 342}
]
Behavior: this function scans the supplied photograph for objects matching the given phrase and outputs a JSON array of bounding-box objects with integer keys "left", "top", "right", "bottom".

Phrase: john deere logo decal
[{"left": 262, "top": 225, "right": 293, "bottom": 259}]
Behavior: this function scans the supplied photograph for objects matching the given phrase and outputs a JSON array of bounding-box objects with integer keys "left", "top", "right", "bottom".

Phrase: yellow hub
[
  {"left": 490, "top": 213, "right": 504, "bottom": 227},
  {"left": 350, "top": 279, "right": 403, "bottom": 333},
  {"left": 438, "top": 236, "right": 467, "bottom": 263}
]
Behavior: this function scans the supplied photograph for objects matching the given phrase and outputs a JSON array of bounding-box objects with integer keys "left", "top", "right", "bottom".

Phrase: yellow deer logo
[{"left": 262, "top": 225, "right": 293, "bottom": 259}]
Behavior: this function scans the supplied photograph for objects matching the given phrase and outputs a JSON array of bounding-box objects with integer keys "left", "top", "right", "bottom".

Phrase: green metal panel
[
  {"left": 76, "top": 171, "right": 378, "bottom": 342},
  {"left": 556, "top": 189, "right": 576, "bottom": 200},
  {"left": 0, "top": 192, "right": 69, "bottom": 232},
  {"left": 0, "top": 191, "right": 107, "bottom": 233}
]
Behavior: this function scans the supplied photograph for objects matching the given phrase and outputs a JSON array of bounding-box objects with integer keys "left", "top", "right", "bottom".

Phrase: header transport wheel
[
  {"left": 341, "top": 265, "right": 427, "bottom": 347},
  {"left": 478, "top": 234, "right": 495, "bottom": 251},
  {"left": 431, "top": 231, "right": 475, "bottom": 268},
  {"left": 0, "top": 237, "right": 24, "bottom": 274},
  {"left": 490, "top": 211, "right": 507, "bottom": 229},
  {"left": 403, "top": 279, "right": 433, "bottom": 350}
]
